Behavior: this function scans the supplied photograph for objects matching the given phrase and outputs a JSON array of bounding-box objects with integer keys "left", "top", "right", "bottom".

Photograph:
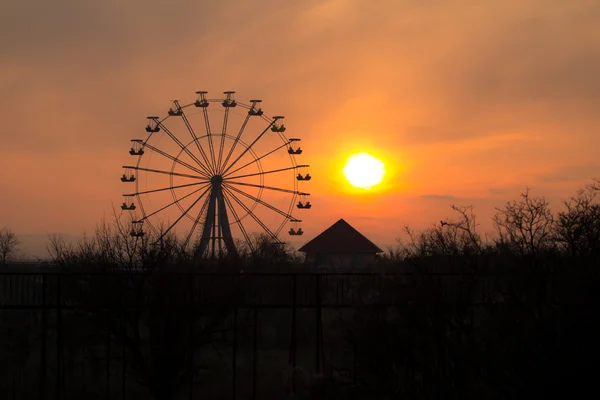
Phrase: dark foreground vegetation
[{"left": 1, "top": 180, "right": 600, "bottom": 399}]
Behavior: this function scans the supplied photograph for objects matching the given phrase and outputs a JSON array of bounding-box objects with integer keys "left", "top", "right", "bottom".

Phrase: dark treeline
[
  {"left": 320, "top": 180, "right": 600, "bottom": 398},
  {"left": 1, "top": 179, "right": 600, "bottom": 399}
]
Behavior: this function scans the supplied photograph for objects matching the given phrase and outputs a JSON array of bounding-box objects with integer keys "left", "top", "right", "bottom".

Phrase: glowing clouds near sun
[{"left": 343, "top": 153, "right": 385, "bottom": 189}]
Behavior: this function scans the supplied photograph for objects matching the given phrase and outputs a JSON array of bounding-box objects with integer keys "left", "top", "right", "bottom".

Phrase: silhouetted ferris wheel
[{"left": 119, "top": 91, "right": 311, "bottom": 258}]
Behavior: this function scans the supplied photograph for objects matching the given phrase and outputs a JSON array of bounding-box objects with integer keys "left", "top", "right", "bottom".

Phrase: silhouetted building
[{"left": 298, "top": 219, "right": 383, "bottom": 268}]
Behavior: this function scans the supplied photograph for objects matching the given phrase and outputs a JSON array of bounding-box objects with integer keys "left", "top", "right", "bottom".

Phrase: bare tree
[
  {"left": 47, "top": 208, "right": 184, "bottom": 271},
  {"left": 554, "top": 185, "right": 600, "bottom": 260},
  {"left": 0, "top": 227, "right": 19, "bottom": 264},
  {"left": 493, "top": 189, "right": 555, "bottom": 258},
  {"left": 48, "top": 211, "right": 236, "bottom": 399},
  {"left": 588, "top": 177, "right": 600, "bottom": 191},
  {"left": 441, "top": 205, "right": 484, "bottom": 255},
  {"left": 401, "top": 205, "right": 483, "bottom": 259}
]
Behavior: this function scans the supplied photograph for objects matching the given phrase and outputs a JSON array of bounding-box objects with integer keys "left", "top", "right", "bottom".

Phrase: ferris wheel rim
[{"left": 123, "top": 92, "right": 311, "bottom": 256}]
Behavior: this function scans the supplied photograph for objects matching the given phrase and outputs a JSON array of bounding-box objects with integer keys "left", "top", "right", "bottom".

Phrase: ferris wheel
[{"left": 120, "top": 91, "right": 311, "bottom": 258}]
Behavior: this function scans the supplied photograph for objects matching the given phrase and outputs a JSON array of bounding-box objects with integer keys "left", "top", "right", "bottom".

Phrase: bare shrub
[
  {"left": 493, "top": 189, "right": 555, "bottom": 259},
  {"left": 0, "top": 227, "right": 19, "bottom": 264},
  {"left": 554, "top": 187, "right": 600, "bottom": 261}
]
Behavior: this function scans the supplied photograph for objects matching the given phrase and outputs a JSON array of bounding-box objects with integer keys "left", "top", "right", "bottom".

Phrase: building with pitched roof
[{"left": 298, "top": 219, "right": 383, "bottom": 267}]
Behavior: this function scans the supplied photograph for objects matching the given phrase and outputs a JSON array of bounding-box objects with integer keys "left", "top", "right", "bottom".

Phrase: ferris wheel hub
[{"left": 210, "top": 174, "right": 224, "bottom": 185}]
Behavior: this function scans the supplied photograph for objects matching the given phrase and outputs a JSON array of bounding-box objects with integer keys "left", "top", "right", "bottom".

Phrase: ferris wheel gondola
[
  {"left": 288, "top": 219, "right": 303, "bottom": 236},
  {"left": 297, "top": 193, "right": 311, "bottom": 209},
  {"left": 121, "top": 194, "right": 136, "bottom": 211},
  {"left": 129, "top": 139, "right": 144, "bottom": 156},
  {"left": 120, "top": 90, "right": 311, "bottom": 259},
  {"left": 287, "top": 138, "right": 303, "bottom": 155},
  {"left": 296, "top": 165, "right": 311, "bottom": 181}
]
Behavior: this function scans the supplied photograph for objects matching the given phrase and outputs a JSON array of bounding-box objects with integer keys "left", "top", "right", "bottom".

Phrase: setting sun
[{"left": 343, "top": 153, "right": 385, "bottom": 189}]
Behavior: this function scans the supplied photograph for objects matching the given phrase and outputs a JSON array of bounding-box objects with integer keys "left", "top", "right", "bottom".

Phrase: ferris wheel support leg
[
  {"left": 195, "top": 181, "right": 238, "bottom": 262},
  {"left": 196, "top": 192, "right": 217, "bottom": 262},
  {"left": 217, "top": 191, "right": 237, "bottom": 259}
]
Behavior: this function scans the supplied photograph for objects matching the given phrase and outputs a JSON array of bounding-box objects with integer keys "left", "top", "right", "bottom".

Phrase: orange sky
[{"left": 1, "top": 0, "right": 600, "bottom": 256}]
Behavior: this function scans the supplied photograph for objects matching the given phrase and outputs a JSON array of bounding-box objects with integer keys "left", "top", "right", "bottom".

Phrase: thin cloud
[
  {"left": 420, "top": 194, "right": 457, "bottom": 201},
  {"left": 1, "top": 0, "right": 599, "bottom": 243},
  {"left": 537, "top": 165, "right": 599, "bottom": 183}
]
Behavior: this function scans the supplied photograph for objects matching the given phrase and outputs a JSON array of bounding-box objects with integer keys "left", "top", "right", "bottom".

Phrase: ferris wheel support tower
[
  {"left": 120, "top": 90, "right": 312, "bottom": 260},
  {"left": 198, "top": 174, "right": 236, "bottom": 258}
]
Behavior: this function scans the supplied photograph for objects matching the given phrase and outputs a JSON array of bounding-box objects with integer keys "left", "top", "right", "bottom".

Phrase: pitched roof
[{"left": 298, "top": 219, "right": 383, "bottom": 254}]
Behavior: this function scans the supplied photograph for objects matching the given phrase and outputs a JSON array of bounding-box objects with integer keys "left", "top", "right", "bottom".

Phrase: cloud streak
[{"left": 1, "top": 0, "right": 599, "bottom": 244}]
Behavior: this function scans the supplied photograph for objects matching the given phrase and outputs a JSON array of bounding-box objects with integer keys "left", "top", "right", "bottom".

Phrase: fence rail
[
  {"left": 0, "top": 270, "right": 593, "bottom": 308},
  {"left": 0, "top": 270, "right": 597, "bottom": 399}
]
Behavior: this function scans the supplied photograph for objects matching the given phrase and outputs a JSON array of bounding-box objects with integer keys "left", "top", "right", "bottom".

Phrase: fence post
[
  {"left": 252, "top": 308, "right": 258, "bottom": 400},
  {"left": 39, "top": 274, "right": 47, "bottom": 400},
  {"left": 315, "top": 274, "right": 322, "bottom": 375},
  {"left": 288, "top": 274, "right": 298, "bottom": 394},
  {"left": 121, "top": 339, "right": 126, "bottom": 400},
  {"left": 56, "top": 274, "right": 62, "bottom": 399},
  {"left": 353, "top": 339, "right": 357, "bottom": 386},
  {"left": 105, "top": 329, "right": 111, "bottom": 400},
  {"left": 189, "top": 271, "right": 195, "bottom": 400},
  {"left": 232, "top": 274, "right": 238, "bottom": 400},
  {"left": 289, "top": 275, "right": 297, "bottom": 368}
]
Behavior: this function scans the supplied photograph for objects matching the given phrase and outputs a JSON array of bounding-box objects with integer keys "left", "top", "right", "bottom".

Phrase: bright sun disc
[{"left": 343, "top": 153, "right": 385, "bottom": 189}]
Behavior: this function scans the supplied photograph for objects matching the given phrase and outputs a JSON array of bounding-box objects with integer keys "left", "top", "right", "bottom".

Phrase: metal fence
[{"left": 0, "top": 270, "right": 594, "bottom": 399}]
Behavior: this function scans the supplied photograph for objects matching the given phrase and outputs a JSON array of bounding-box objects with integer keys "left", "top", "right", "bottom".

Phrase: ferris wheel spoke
[
  {"left": 180, "top": 110, "right": 216, "bottom": 175},
  {"left": 222, "top": 190, "right": 254, "bottom": 253},
  {"left": 224, "top": 141, "right": 292, "bottom": 178},
  {"left": 182, "top": 189, "right": 212, "bottom": 250},
  {"left": 226, "top": 180, "right": 300, "bottom": 195},
  {"left": 156, "top": 186, "right": 212, "bottom": 243},
  {"left": 134, "top": 181, "right": 207, "bottom": 196},
  {"left": 216, "top": 107, "right": 230, "bottom": 174},
  {"left": 129, "top": 166, "right": 209, "bottom": 181},
  {"left": 142, "top": 142, "right": 210, "bottom": 178},
  {"left": 135, "top": 183, "right": 211, "bottom": 223},
  {"left": 223, "top": 186, "right": 279, "bottom": 242},
  {"left": 156, "top": 121, "right": 211, "bottom": 174},
  {"left": 220, "top": 120, "right": 277, "bottom": 176},
  {"left": 226, "top": 165, "right": 309, "bottom": 181},
  {"left": 198, "top": 105, "right": 218, "bottom": 173},
  {"left": 223, "top": 183, "right": 294, "bottom": 219},
  {"left": 220, "top": 113, "right": 251, "bottom": 175}
]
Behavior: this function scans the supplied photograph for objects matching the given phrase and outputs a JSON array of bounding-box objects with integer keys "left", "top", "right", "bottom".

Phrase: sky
[{"left": 1, "top": 0, "right": 599, "bottom": 258}]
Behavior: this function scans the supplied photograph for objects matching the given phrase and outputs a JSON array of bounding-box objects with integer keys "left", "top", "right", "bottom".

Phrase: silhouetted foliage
[
  {"left": 5, "top": 182, "right": 600, "bottom": 398},
  {"left": 326, "top": 181, "right": 600, "bottom": 398},
  {"left": 47, "top": 215, "right": 241, "bottom": 400},
  {"left": 237, "top": 232, "right": 301, "bottom": 269},
  {"left": 387, "top": 205, "right": 485, "bottom": 274},
  {"left": 0, "top": 227, "right": 19, "bottom": 264},
  {"left": 493, "top": 189, "right": 555, "bottom": 260},
  {"left": 554, "top": 187, "right": 600, "bottom": 262}
]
